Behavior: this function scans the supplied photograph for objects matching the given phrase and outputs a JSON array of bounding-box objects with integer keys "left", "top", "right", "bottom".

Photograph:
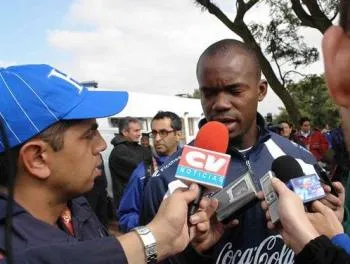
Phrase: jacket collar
[
  {"left": 0, "top": 193, "right": 25, "bottom": 220},
  {"left": 154, "top": 146, "right": 180, "bottom": 166}
]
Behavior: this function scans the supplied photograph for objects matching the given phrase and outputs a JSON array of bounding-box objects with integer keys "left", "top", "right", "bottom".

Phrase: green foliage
[
  {"left": 191, "top": 89, "right": 201, "bottom": 99},
  {"left": 250, "top": 0, "right": 337, "bottom": 84},
  {"left": 275, "top": 75, "right": 340, "bottom": 128},
  {"left": 274, "top": 107, "right": 291, "bottom": 125}
]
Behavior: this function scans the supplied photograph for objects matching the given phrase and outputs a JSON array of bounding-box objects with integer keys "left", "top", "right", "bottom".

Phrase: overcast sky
[{"left": 1, "top": 0, "right": 325, "bottom": 115}]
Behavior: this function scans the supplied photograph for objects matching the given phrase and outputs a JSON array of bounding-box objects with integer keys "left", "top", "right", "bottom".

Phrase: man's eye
[
  {"left": 159, "top": 131, "right": 167, "bottom": 136},
  {"left": 229, "top": 88, "right": 241, "bottom": 95},
  {"left": 85, "top": 130, "right": 97, "bottom": 139}
]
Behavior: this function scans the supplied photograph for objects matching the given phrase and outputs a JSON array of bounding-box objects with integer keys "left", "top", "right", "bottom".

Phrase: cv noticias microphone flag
[{"left": 175, "top": 121, "right": 230, "bottom": 189}]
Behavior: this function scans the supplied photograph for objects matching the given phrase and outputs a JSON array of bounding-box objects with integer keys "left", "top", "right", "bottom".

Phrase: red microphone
[
  {"left": 194, "top": 121, "right": 229, "bottom": 152},
  {"left": 175, "top": 121, "right": 230, "bottom": 216}
]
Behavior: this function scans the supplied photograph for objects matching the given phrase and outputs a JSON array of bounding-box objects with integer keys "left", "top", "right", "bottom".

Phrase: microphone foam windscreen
[
  {"left": 271, "top": 155, "right": 304, "bottom": 183},
  {"left": 194, "top": 121, "right": 229, "bottom": 153}
]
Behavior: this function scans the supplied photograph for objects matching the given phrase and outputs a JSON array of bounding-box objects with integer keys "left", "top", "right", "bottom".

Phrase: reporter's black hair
[{"left": 0, "top": 117, "right": 16, "bottom": 264}]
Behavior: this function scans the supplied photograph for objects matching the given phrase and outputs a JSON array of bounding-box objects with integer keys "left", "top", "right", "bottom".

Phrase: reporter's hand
[
  {"left": 259, "top": 178, "right": 319, "bottom": 254},
  {"left": 306, "top": 200, "right": 344, "bottom": 239},
  {"left": 323, "top": 26, "right": 350, "bottom": 107},
  {"left": 188, "top": 197, "right": 239, "bottom": 253},
  {"left": 320, "top": 181, "right": 345, "bottom": 222},
  {"left": 147, "top": 183, "right": 200, "bottom": 259}
]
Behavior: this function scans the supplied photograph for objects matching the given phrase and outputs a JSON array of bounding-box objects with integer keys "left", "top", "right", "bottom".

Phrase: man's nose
[
  {"left": 212, "top": 92, "right": 231, "bottom": 111},
  {"left": 95, "top": 131, "right": 107, "bottom": 153},
  {"left": 154, "top": 133, "right": 162, "bottom": 141}
]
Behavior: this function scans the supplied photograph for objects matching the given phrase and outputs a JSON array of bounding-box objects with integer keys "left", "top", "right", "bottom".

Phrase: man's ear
[
  {"left": 19, "top": 139, "right": 51, "bottom": 180},
  {"left": 175, "top": 130, "right": 182, "bottom": 141},
  {"left": 121, "top": 128, "right": 128, "bottom": 137},
  {"left": 258, "top": 80, "right": 268, "bottom": 102}
]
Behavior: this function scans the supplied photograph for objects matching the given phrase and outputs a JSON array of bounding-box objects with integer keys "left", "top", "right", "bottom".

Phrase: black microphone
[
  {"left": 271, "top": 155, "right": 326, "bottom": 204},
  {"left": 271, "top": 155, "right": 304, "bottom": 181}
]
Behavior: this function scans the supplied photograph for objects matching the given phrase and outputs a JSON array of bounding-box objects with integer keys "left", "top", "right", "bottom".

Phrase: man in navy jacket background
[{"left": 118, "top": 111, "right": 182, "bottom": 232}]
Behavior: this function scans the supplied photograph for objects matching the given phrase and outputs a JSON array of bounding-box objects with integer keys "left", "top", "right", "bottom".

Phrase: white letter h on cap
[{"left": 48, "top": 69, "right": 83, "bottom": 93}]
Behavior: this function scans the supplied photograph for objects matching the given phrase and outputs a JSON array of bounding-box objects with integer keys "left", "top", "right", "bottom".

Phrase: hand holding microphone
[
  {"left": 175, "top": 121, "right": 232, "bottom": 251},
  {"left": 260, "top": 177, "right": 320, "bottom": 254},
  {"left": 259, "top": 155, "right": 345, "bottom": 251},
  {"left": 262, "top": 155, "right": 345, "bottom": 224}
]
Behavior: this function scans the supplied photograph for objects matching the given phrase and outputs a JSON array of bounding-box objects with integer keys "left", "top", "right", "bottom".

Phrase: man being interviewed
[{"left": 140, "top": 40, "right": 345, "bottom": 264}]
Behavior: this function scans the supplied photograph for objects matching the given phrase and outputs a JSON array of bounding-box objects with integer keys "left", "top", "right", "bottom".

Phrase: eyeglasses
[{"left": 150, "top": 129, "right": 175, "bottom": 138}]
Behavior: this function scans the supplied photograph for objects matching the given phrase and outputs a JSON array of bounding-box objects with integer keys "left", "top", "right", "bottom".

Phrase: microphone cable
[{"left": 0, "top": 116, "right": 16, "bottom": 264}]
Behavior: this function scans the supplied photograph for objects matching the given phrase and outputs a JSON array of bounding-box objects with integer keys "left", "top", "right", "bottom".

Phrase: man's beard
[{"left": 229, "top": 133, "right": 244, "bottom": 149}]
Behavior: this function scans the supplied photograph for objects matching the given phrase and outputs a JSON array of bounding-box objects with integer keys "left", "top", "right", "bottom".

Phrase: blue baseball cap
[{"left": 0, "top": 64, "right": 128, "bottom": 153}]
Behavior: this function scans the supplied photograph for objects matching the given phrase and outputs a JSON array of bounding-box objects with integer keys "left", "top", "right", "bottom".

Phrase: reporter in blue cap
[{"left": 0, "top": 64, "right": 224, "bottom": 264}]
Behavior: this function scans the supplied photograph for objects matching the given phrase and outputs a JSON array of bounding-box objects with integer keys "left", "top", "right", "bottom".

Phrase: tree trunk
[
  {"left": 196, "top": 0, "right": 302, "bottom": 123},
  {"left": 234, "top": 21, "right": 302, "bottom": 123},
  {"left": 292, "top": 0, "right": 333, "bottom": 34}
]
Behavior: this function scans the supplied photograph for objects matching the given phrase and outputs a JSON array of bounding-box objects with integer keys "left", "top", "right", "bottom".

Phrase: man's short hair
[
  {"left": 299, "top": 117, "right": 311, "bottom": 126},
  {"left": 152, "top": 111, "right": 182, "bottom": 131},
  {"left": 196, "top": 39, "right": 261, "bottom": 81},
  {"left": 279, "top": 120, "right": 292, "bottom": 128},
  {"left": 118, "top": 117, "right": 141, "bottom": 136}
]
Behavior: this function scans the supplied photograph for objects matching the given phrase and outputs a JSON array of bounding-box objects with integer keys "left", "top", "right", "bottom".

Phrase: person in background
[
  {"left": 279, "top": 120, "right": 307, "bottom": 147},
  {"left": 118, "top": 111, "right": 182, "bottom": 232},
  {"left": 329, "top": 125, "right": 350, "bottom": 183},
  {"left": 279, "top": 121, "right": 293, "bottom": 139},
  {"left": 295, "top": 117, "right": 329, "bottom": 162},
  {"left": 140, "top": 133, "right": 151, "bottom": 148},
  {"left": 109, "top": 117, "right": 152, "bottom": 210}
]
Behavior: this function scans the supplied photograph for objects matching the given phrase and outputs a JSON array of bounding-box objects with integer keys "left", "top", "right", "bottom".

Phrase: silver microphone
[
  {"left": 260, "top": 171, "right": 279, "bottom": 224},
  {"left": 213, "top": 171, "right": 257, "bottom": 222}
]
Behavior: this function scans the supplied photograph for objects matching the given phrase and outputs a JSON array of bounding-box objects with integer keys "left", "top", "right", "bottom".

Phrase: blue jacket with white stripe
[{"left": 140, "top": 114, "right": 317, "bottom": 264}]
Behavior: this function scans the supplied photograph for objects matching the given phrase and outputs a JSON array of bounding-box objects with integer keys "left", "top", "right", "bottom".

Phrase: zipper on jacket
[
  {"left": 241, "top": 154, "right": 254, "bottom": 175},
  {"left": 243, "top": 154, "right": 253, "bottom": 174}
]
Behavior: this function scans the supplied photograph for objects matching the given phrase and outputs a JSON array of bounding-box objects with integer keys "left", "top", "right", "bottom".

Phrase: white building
[{"left": 98, "top": 91, "right": 203, "bottom": 144}]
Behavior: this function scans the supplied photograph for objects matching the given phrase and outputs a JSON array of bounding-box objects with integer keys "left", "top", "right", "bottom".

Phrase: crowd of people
[{"left": 1, "top": 2, "right": 350, "bottom": 264}]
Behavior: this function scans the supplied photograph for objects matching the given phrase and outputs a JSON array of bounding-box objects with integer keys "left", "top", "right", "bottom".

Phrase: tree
[
  {"left": 191, "top": 89, "right": 201, "bottom": 99},
  {"left": 275, "top": 75, "right": 340, "bottom": 128},
  {"left": 195, "top": 0, "right": 338, "bottom": 124}
]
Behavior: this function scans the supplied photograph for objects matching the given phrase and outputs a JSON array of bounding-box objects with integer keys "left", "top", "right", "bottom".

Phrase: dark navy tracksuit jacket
[{"left": 0, "top": 196, "right": 127, "bottom": 263}]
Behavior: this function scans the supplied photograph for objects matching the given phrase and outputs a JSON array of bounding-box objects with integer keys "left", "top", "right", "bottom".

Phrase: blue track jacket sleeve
[
  {"left": 140, "top": 172, "right": 167, "bottom": 225},
  {"left": 331, "top": 233, "right": 350, "bottom": 255},
  {"left": 117, "top": 162, "right": 145, "bottom": 232}
]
